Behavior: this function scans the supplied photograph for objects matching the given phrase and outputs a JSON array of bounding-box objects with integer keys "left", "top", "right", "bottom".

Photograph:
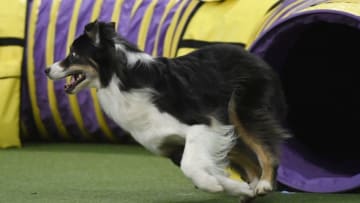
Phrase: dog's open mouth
[{"left": 64, "top": 72, "right": 86, "bottom": 93}]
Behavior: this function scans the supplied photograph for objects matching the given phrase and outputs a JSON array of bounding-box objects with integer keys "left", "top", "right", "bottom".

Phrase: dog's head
[{"left": 45, "top": 21, "right": 128, "bottom": 94}]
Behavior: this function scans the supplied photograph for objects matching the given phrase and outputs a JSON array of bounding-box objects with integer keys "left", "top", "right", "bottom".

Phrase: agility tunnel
[
  {"left": 1, "top": 0, "right": 360, "bottom": 194},
  {"left": 20, "top": 0, "right": 275, "bottom": 142},
  {"left": 20, "top": 0, "right": 204, "bottom": 142},
  {"left": 249, "top": 0, "right": 360, "bottom": 193},
  {"left": 0, "top": 0, "right": 25, "bottom": 148}
]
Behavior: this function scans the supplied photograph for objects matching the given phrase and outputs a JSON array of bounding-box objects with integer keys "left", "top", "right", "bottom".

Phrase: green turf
[{"left": 1, "top": 143, "right": 359, "bottom": 203}]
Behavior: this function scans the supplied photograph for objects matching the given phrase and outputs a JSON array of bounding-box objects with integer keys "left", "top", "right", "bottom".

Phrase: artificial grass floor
[{"left": 1, "top": 143, "right": 360, "bottom": 203}]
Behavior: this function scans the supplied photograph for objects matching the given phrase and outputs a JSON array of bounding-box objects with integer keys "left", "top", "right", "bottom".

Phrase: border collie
[{"left": 45, "top": 21, "right": 289, "bottom": 201}]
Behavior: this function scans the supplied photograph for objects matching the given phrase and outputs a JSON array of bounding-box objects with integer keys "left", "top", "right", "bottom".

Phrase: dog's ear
[
  {"left": 106, "top": 22, "right": 116, "bottom": 31},
  {"left": 85, "top": 20, "right": 100, "bottom": 47}
]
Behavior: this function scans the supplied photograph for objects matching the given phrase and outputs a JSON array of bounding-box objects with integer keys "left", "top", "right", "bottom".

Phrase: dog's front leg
[
  {"left": 180, "top": 125, "right": 224, "bottom": 193},
  {"left": 180, "top": 125, "right": 254, "bottom": 200}
]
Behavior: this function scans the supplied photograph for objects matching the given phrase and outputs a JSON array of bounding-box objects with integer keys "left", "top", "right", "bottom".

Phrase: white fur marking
[
  {"left": 97, "top": 76, "right": 186, "bottom": 154},
  {"left": 255, "top": 180, "right": 272, "bottom": 195},
  {"left": 48, "top": 62, "right": 67, "bottom": 79},
  {"left": 250, "top": 177, "right": 259, "bottom": 190},
  {"left": 180, "top": 125, "right": 227, "bottom": 193},
  {"left": 95, "top": 32, "right": 100, "bottom": 46},
  {"left": 115, "top": 43, "right": 153, "bottom": 66},
  {"left": 216, "top": 175, "right": 254, "bottom": 197},
  {"left": 180, "top": 125, "right": 252, "bottom": 196}
]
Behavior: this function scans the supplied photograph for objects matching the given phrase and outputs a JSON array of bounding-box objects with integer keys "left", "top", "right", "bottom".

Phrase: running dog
[{"left": 45, "top": 21, "right": 289, "bottom": 201}]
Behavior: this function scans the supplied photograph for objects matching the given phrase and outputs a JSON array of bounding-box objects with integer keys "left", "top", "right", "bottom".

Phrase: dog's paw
[
  {"left": 254, "top": 180, "right": 273, "bottom": 195},
  {"left": 205, "top": 184, "right": 224, "bottom": 193},
  {"left": 181, "top": 161, "right": 224, "bottom": 193},
  {"left": 202, "top": 177, "right": 224, "bottom": 193},
  {"left": 192, "top": 173, "right": 224, "bottom": 193},
  {"left": 216, "top": 176, "right": 254, "bottom": 197}
]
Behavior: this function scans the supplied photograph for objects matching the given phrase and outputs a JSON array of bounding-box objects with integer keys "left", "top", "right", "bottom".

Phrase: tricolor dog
[{"left": 45, "top": 21, "right": 289, "bottom": 202}]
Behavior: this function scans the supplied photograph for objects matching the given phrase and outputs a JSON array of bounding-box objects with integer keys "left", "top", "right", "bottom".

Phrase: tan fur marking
[
  {"left": 228, "top": 96, "right": 275, "bottom": 192},
  {"left": 69, "top": 64, "right": 96, "bottom": 74}
]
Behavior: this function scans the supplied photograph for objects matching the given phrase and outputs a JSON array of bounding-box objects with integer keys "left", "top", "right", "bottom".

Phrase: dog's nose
[{"left": 44, "top": 68, "right": 50, "bottom": 74}]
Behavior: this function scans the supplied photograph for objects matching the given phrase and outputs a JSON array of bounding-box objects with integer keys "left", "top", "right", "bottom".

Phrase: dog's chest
[{"left": 97, "top": 80, "right": 187, "bottom": 155}]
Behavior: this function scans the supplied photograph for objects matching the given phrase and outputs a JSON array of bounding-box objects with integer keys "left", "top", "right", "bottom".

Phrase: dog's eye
[
  {"left": 68, "top": 52, "right": 79, "bottom": 64},
  {"left": 71, "top": 52, "right": 79, "bottom": 58}
]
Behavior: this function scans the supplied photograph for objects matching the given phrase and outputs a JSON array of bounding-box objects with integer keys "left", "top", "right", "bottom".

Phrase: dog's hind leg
[
  {"left": 228, "top": 94, "right": 286, "bottom": 195},
  {"left": 180, "top": 125, "right": 254, "bottom": 197},
  {"left": 228, "top": 149, "right": 261, "bottom": 189}
]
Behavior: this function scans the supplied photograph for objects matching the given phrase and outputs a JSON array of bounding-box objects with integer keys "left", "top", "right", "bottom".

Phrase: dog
[{"left": 45, "top": 21, "right": 289, "bottom": 201}]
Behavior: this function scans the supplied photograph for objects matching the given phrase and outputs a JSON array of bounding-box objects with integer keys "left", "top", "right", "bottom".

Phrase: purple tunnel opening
[{"left": 250, "top": 11, "right": 360, "bottom": 193}]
